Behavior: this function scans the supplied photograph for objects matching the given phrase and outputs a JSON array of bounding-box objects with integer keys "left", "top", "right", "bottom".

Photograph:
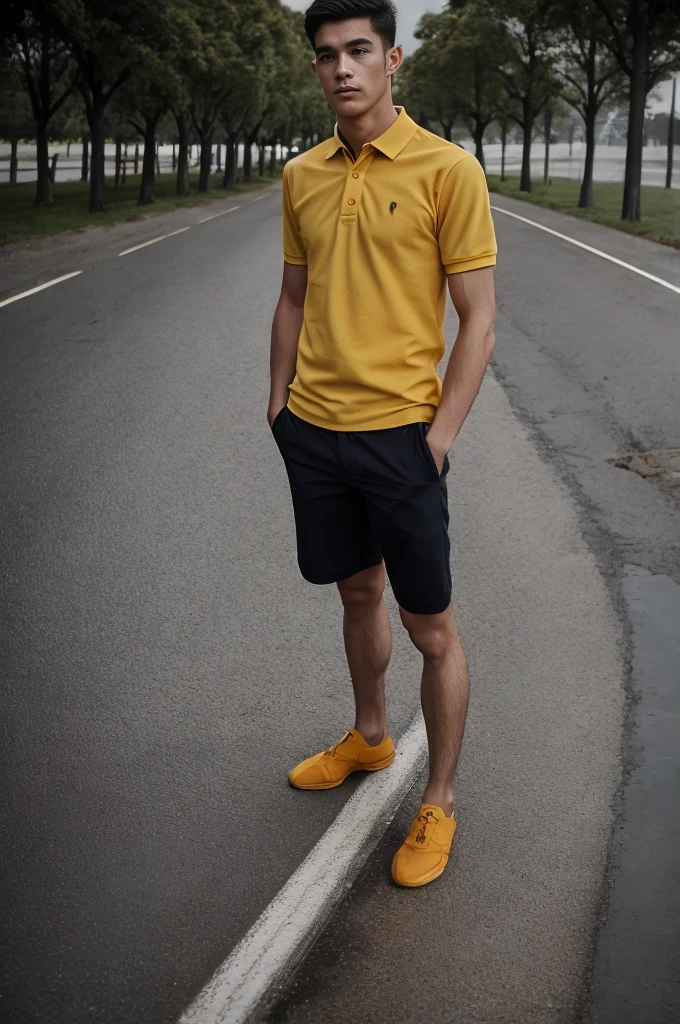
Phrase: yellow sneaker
[
  {"left": 288, "top": 729, "right": 395, "bottom": 790},
  {"left": 391, "top": 804, "right": 456, "bottom": 887}
]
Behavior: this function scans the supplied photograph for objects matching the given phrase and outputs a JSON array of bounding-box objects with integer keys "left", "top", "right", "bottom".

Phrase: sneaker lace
[
  {"left": 325, "top": 731, "right": 353, "bottom": 758},
  {"left": 414, "top": 809, "right": 437, "bottom": 844}
]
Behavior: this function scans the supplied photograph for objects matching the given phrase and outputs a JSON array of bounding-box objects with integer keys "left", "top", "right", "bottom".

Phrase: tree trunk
[
  {"left": 243, "top": 130, "right": 255, "bottom": 183},
  {"left": 88, "top": 102, "right": 107, "bottom": 213},
  {"left": 223, "top": 135, "right": 237, "bottom": 188},
  {"left": 115, "top": 133, "right": 122, "bottom": 187},
  {"left": 269, "top": 140, "right": 277, "bottom": 175},
  {"left": 176, "top": 114, "right": 189, "bottom": 196},
  {"left": 138, "top": 118, "right": 159, "bottom": 205},
  {"left": 134, "top": 142, "right": 139, "bottom": 175},
  {"left": 81, "top": 134, "right": 89, "bottom": 181},
  {"left": 172, "top": 142, "right": 176, "bottom": 171},
  {"left": 621, "top": 0, "right": 649, "bottom": 222},
  {"left": 216, "top": 143, "right": 222, "bottom": 171},
  {"left": 35, "top": 117, "right": 52, "bottom": 207},
  {"left": 9, "top": 138, "right": 18, "bottom": 186},
  {"left": 49, "top": 152, "right": 58, "bottom": 182},
  {"left": 665, "top": 77, "right": 676, "bottom": 189},
  {"left": 501, "top": 123, "right": 507, "bottom": 181},
  {"left": 473, "top": 124, "right": 486, "bottom": 171},
  {"left": 155, "top": 142, "right": 160, "bottom": 175},
  {"left": 579, "top": 109, "right": 596, "bottom": 208},
  {"left": 543, "top": 108, "right": 551, "bottom": 185},
  {"left": 569, "top": 121, "right": 575, "bottom": 157},
  {"left": 198, "top": 128, "right": 214, "bottom": 192},
  {"left": 442, "top": 122, "right": 452, "bottom": 143},
  {"left": 67, "top": 140, "right": 71, "bottom": 158},
  {"left": 520, "top": 98, "right": 533, "bottom": 193}
]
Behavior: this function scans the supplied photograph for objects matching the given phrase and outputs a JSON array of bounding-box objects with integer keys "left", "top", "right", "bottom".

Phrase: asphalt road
[{"left": 1, "top": 186, "right": 678, "bottom": 1024}]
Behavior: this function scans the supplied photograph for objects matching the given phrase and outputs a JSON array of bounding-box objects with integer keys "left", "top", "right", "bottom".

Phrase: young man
[{"left": 268, "top": 0, "right": 497, "bottom": 888}]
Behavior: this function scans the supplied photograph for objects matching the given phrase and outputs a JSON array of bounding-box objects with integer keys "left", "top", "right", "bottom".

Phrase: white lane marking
[
  {"left": 249, "top": 193, "right": 270, "bottom": 202},
  {"left": 118, "top": 226, "right": 190, "bottom": 257},
  {"left": 0, "top": 271, "right": 83, "bottom": 310},
  {"left": 198, "top": 207, "right": 241, "bottom": 224},
  {"left": 179, "top": 714, "right": 428, "bottom": 1024},
  {"left": 490, "top": 204, "right": 680, "bottom": 296}
]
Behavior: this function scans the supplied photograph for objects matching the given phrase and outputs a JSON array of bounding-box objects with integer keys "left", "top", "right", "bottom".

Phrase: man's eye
[{"left": 352, "top": 48, "right": 368, "bottom": 55}]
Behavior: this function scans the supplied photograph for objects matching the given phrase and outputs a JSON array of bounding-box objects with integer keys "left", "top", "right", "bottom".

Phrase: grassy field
[
  {"left": 0, "top": 169, "right": 281, "bottom": 246},
  {"left": 486, "top": 174, "right": 680, "bottom": 249}
]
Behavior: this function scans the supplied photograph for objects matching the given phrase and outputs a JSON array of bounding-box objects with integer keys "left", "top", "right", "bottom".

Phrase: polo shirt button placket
[{"left": 341, "top": 155, "right": 370, "bottom": 220}]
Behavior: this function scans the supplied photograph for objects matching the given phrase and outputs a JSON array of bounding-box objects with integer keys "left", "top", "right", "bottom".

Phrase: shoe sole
[{"left": 288, "top": 750, "right": 396, "bottom": 790}]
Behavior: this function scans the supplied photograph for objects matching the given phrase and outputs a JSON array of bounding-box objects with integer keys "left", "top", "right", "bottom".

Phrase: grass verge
[
  {"left": 0, "top": 169, "right": 282, "bottom": 246},
  {"left": 486, "top": 175, "right": 680, "bottom": 249}
]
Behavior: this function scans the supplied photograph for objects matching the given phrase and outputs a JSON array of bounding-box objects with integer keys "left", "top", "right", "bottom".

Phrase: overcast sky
[{"left": 285, "top": 0, "right": 675, "bottom": 112}]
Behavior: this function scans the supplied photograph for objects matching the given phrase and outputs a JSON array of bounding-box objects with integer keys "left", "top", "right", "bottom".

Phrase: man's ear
[
  {"left": 386, "top": 44, "right": 403, "bottom": 79},
  {"left": 311, "top": 58, "right": 318, "bottom": 76}
]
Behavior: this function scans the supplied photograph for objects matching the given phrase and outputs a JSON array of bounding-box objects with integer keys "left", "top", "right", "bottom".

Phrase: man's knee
[
  {"left": 399, "top": 605, "right": 454, "bottom": 664},
  {"left": 337, "top": 563, "right": 385, "bottom": 610}
]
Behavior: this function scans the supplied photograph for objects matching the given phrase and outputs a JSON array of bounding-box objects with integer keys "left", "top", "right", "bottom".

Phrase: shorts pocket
[
  {"left": 270, "top": 405, "right": 288, "bottom": 434},
  {"left": 418, "top": 424, "right": 442, "bottom": 481}
]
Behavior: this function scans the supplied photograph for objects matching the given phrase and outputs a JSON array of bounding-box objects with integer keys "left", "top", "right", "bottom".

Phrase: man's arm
[
  {"left": 425, "top": 266, "right": 496, "bottom": 471},
  {"left": 268, "top": 262, "right": 308, "bottom": 427}
]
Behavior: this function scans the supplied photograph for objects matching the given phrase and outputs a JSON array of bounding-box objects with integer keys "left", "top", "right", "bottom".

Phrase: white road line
[
  {"left": 0, "top": 271, "right": 83, "bottom": 310},
  {"left": 179, "top": 714, "right": 428, "bottom": 1024},
  {"left": 198, "top": 207, "right": 241, "bottom": 224},
  {"left": 249, "top": 193, "right": 270, "bottom": 203},
  {"left": 118, "top": 226, "right": 190, "bottom": 257},
  {"left": 490, "top": 204, "right": 680, "bottom": 296}
]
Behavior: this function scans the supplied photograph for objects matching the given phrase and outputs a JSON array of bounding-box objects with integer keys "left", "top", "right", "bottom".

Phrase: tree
[
  {"left": 113, "top": 78, "right": 166, "bottom": 204},
  {"left": 2, "top": 1, "right": 76, "bottom": 206},
  {"left": 0, "top": 65, "right": 34, "bottom": 186},
  {"left": 550, "top": 0, "right": 627, "bottom": 207},
  {"left": 666, "top": 76, "right": 676, "bottom": 188},
  {"left": 493, "top": 0, "right": 562, "bottom": 191},
  {"left": 45, "top": 0, "right": 170, "bottom": 213},
  {"left": 591, "top": 0, "right": 680, "bottom": 220},
  {"left": 401, "top": 13, "right": 463, "bottom": 141},
  {"left": 446, "top": 3, "right": 509, "bottom": 169},
  {"left": 183, "top": 0, "right": 238, "bottom": 193}
]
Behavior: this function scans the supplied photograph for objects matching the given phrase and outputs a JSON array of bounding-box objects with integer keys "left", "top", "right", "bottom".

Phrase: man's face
[{"left": 312, "top": 17, "right": 402, "bottom": 117}]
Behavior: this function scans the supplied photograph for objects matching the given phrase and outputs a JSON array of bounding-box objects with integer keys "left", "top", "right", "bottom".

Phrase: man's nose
[{"left": 335, "top": 56, "right": 353, "bottom": 79}]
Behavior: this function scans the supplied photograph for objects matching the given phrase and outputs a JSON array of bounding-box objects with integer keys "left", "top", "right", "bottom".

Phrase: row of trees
[
  {"left": 397, "top": 0, "right": 680, "bottom": 220},
  {"left": 1, "top": 1, "right": 332, "bottom": 213}
]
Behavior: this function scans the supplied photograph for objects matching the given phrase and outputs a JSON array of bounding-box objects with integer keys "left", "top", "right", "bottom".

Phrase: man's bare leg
[
  {"left": 336, "top": 563, "right": 392, "bottom": 746},
  {"left": 399, "top": 603, "right": 470, "bottom": 817}
]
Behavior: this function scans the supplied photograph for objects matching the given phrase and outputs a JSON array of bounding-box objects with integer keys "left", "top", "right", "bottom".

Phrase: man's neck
[{"left": 336, "top": 95, "right": 399, "bottom": 161}]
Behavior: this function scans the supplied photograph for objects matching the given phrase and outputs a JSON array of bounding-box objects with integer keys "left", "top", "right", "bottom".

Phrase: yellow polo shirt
[{"left": 282, "top": 106, "right": 497, "bottom": 431}]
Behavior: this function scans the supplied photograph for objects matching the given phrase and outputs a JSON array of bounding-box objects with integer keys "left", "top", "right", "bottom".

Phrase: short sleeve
[
  {"left": 282, "top": 162, "right": 307, "bottom": 266},
  {"left": 437, "top": 154, "right": 497, "bottom": 275}
]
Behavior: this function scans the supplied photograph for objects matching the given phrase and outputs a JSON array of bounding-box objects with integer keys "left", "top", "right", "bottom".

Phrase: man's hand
[
  {"left": 425, "top": 430, "right": 449, "bottom": 474},
  {"left": 267, "top": 400, "right": 287, "bottom": 429}
]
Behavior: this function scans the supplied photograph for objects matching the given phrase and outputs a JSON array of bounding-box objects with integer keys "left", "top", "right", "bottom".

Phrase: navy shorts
[{"left": 271, "top": 406, "right": 452, "bottom": 615}]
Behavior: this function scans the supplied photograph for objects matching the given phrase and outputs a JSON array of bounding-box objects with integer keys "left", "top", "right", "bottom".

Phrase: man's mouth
[{"left": 335, "top": 87, "right": 359, "bottom": 95}]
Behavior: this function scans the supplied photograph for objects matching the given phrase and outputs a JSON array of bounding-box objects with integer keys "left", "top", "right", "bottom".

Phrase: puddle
[{"left": 590, "top": 565, "right": 680, "bottom": 1023}]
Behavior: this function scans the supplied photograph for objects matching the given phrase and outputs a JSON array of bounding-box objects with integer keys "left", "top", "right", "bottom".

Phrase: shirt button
[
  {"left": 352, "top": 172, "right": 359, "bottom": 179},
  {"left": 347, "top": 198, "right": 356, "bottom": 205}
]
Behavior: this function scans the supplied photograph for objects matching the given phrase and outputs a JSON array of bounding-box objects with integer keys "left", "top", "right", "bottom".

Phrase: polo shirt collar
[{"left": 324, "top": 106, "right": 417, "bottom": 161}]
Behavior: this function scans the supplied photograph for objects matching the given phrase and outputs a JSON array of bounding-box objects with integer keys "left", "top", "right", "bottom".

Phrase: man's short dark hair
[{"left": 304, "top": 0, "right": 398, "bottom": 52}]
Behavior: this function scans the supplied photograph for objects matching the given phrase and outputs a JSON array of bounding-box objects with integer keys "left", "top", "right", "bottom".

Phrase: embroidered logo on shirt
[{"left": 390, "top": 202, "right": 397, "bottom": 215}]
